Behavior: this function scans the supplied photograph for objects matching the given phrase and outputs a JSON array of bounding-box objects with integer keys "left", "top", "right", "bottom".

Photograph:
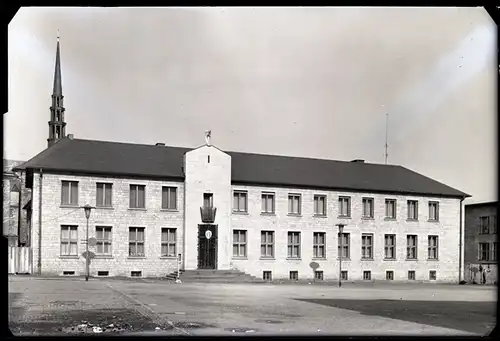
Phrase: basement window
[
  {"left": 263, "top": 271, "right": 272, "bottom": 281},
  {"left": 97, "top": 271, "right": 109, "bottom": 277},
  {"left": 131, "top": 271, "right": 142, "bottom": 277},
  {"left": 386, "top": 271, "right": 394, "bottom": 280},
  {"left": 429, "top": 270, "right": 437, "bottom": 281},
  {"left": 363, "top": 271, "right": 371, "bottom": 280},
  {"left": 289, "top": 271, "right": 298, "bottom": 280},
  {"left": 62, "top": 271, "right": 75, "bottom": 276},
  {"left": 314, "top": 271, "right": 324, "bottom": 280},
  {"left": 341, "top": 271, "right": 348, "bottom": 281}
]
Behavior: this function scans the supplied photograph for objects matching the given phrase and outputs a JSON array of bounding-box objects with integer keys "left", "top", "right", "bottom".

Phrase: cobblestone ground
[{"left": 8, "top": 276, "right": 497, "bottom": 336}]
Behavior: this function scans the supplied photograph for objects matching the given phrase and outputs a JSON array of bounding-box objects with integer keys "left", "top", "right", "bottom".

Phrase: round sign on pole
[
  {"left": 88, "top": 237, "right": 97, "bottom": 247},
  {"left": 205, "top": 230, "right": 212, "bottom": 240}
]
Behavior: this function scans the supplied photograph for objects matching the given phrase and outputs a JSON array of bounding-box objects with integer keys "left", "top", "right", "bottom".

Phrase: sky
[{"left": 4, "top": 7, "right": 497, "bottom": 204}]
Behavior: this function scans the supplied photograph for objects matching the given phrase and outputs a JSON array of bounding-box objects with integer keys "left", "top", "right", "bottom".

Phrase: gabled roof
[{"left": 14, "top": 137, "right": 470, "bottom": 198}]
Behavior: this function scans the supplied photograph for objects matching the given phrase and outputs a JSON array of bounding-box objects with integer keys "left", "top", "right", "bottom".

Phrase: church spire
[{"left": 47, "top": 31, "right": 66, "bottom": 148}]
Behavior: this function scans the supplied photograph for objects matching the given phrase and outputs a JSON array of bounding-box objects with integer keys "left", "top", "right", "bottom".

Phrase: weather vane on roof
[
  {"left": 57, "top": 29, "right": 60, "bottom": 42},
  {"left": 205, "top": 130, "right": 212, "bottom": 146}
]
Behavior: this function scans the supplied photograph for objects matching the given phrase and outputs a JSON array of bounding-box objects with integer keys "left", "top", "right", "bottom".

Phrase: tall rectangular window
[
  {"left": 162, "top": 187, "right": 177, "bottom": 210},
  {"left": 96, "top": 226, "right": 112, "bottom": 255},
  {"left": 203, "top": 193, "right": 213, "bottom": 208},
  {"left": 233, "top": 230, "right": 247, "bottom": 257},
  {"left": 233, "top": 191, "right": 248, "bottom": 213},
  {"left": 385, "top": 199, "right": 396, "bottom": 219},
  {"left": 261, "top": 192, "right": 275, "bottom": 214},
  {"left": 361, "top": 234, "right": 373, "bottom": 259},
  {"left": 428, "top": 235, "right": 439, "bottom": 260},
  {"left": 129, "top": 185, "right": 146, "bottom": 209},
  {"left": 492, "top": 216, "right": 497, "bottom": 234},
  {"left": 129, "top": 227, "right": 145, "bottom": 257},
  {"left": 384, "top": 234, "right": 396, "bottom": 259},
  {"left": 492, "top": 242, "right": 498, "bottom": 261},
  {"left": 479, "top": 217, "right": 490, "bottom": 234},
  {"left": 287, "top": 232, "right": 301, "bottom": 258},
  {"left": 61, "top": 181, "right": 78, "bottom": 206},
  {"left": 314, "top": 195, "right": 327, "bottom": 216},
  {"left": 60, "top": 225, "right": 78, "bottom": 256},
  {"left": 96, "top": 183, "right": 112, "bottom": 207},
  {"left": 362, "top": 198, "right": 374, "bottom": 218},
  {"left": 478, "top": 243, "right": 490, "bottom": 261},
  {"left": 338, "top": 233, "right": 350, "bottom": 259},
  {"left": 407, "top": 235, "right": 418, "bottom": 260},
  {"left": 339, "top": 197, "right": 351, "bottom": 217},
  {"left": 407, "top": 200, "right": 418, "bottom": 220},
  {"left": 261, "top": 231, "right": 274, "bottom": 258},
  {"left": 313, "top": 232, "right": 326, "bottom": 258},
  {"left": 288, "top": 194, "right": 301, "bottom": 215},
  {"left": 428, "top": 201, "right": 439, "bottom": 221},
  {"left": 161, "top": 228, "right": 176, "bottom": 257}
]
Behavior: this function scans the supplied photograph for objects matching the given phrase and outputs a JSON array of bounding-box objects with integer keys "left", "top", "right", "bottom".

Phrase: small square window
[
  {"left": 97, "top": 271, "right": 109, "bottom": 277},
  {"left": 386, "top": 271, "right": 394, "bottom": 280},
  {"left": 363, "top": 271, "right": 371, "bottom": 280},
  {"left": 263, "top": 271, "right": 272, "bottom": 281},
  {"left": 289, "top": 271, "right": 299, "bottom": 280},
  {"left": 314, "top": 271, "right": 324, "bottom": 280},
  {"left": 408, "top": 271, "right": 416, "bottom": 280},
  {"left": 429, "top": 270, "right": 437, "bottom": 281},
  {"left": 341, "top": 271, "right": 348, "bottom": 281}
]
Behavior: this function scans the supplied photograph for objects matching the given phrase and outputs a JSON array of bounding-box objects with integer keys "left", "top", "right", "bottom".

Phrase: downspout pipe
[
  {"left": 459, "top": 197, "right": 464, "bottom": 283},
  {"left": 38, "top": 169, "right": 43, "bottom": 275}
]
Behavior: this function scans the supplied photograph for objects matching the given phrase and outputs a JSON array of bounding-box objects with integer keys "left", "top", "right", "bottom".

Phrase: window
[
  {"left": 61, "top": 181, "right": 78, "bottom": 206},
  {"left": 288, "top": 194, "right": 301, "bottom": 215},
  {"left": 129, "top": 227, "right": 145, "bottom": 257},
  {"left": 131, "top": 271, "right": 142, "bottom": 277},
  {"left": 429, "top": 271, "right": 437, "bottom": 280},
  {"left": 386, "top": 271, "right": 394, "bottom": 280},
  {"left": 363, "top": 271, "right": 371, "bottom": 280},
  {"left": 233, "top": 191, "right": 247, "bottom": 213},
  {"left": 407, "top": 200, "right": 418, "bottom": 220},
  {"left": 263, "top": 271, "right": 272, "bottom": 281},
  {"left": 315, "top": 271, "right": 324, "bottom": 280},
  {"left": 492, "top": 216, "right": 497, "bottom": 234},
  {"left": 407, "top": 235, "right": 418, "bottom": 260},
  {"left": 261, "top": 192, "right": 275, "bottom": 214},
  {"left": 491, "top": 242, "right": 498, "bottom": 261},
  {"left": 479, "top": 217, "right": 490, "bottom": 234},
  {"left": 203, "top": 193, "right": 213, "bottom": 208},
  {"left": 362, "top": 198, "right": 374, "bottom": 218},
  {"left": 61, "top": 225, "right": 78, "bottom": 256},
  {"left": 408, "top": 271, "right": 416, "bottom": 280},
  {"left": 341, "top": 271, "right": 348, "bottom": 280},
  {"left": 361, "top": 234, "right": 373, "bottom": 259},
  {"left": 338, "top": 233, "right": 350, "bottom": 259},
  {"left": 478, "top": 243, "right": 490, "bottom": 261},
  {"left": 384, "top": 234, "right": 396, "bottom": 259},
  {"left": 339, "top": 196, "right": 351, "bottom": 217},
  {"left": 233, "top": 230, "right": 247, "bottom": 257},
  {"left": 260, "top": 231, "right": 274, "bottom": 258},
  {"left": 428, "top": 202, "right": 439, "bottom": 221},
  {"left": 161, "top": 228, "right": 177, "bottom": 257},
  {"left": 287, "top": 232, "right": 301, "bottom": 258},
  {"left": 428, "top": 236, "right": 439, "bottom": 260},
  {"left": 96, "top": 183, "right": 112, "bottom": 207},
  {"left": 95, "top": 226, "right": 112, "bottom": 255},
  {"left": 313, "top": 232, "right": 326, "bottom": 258},
  {"left": 314, "top": 195, "right": 327, "bottom": 216},
  {"left": 129, "top": 185, "right": 146, "bottom": 209},
  {"left": 161, "top": 187, "right": 177, "bottom": 210},
  {"left": 97, "top": 271, "right": 109, "bottom": 277},
  {"left": 385, "top": 199, "right": 397, "bottom": 219},
  {"left": 289, "top": 271, "right": 298, "bottom": 280}
]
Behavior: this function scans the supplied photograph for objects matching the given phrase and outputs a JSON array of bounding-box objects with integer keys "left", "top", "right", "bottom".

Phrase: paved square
[{"left": 8, "top": 276, "right": 496, "bottom": 336}]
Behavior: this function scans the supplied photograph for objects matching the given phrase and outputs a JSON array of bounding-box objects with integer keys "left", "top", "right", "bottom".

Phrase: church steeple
[{"left": 47, "top": 31, "right": 66, "bottom": 148}]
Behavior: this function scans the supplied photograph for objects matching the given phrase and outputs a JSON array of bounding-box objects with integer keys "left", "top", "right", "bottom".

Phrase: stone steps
[{"left": 165, "top": 269, "right": 265, "bottom": 283}]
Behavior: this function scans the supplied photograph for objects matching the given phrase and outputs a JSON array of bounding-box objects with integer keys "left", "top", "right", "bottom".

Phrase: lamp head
[{"left": 84, "top": 204, "right": 92, "bottom": 219}]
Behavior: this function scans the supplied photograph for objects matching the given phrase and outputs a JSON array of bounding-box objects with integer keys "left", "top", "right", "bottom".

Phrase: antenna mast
[{"left": 384, "top": 111, "right": 389, "bottom": 164}]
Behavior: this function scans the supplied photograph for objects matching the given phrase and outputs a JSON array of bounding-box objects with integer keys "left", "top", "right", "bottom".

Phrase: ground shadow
[{"left": 295, "top": 299, "right": 496, "bottom": 335}]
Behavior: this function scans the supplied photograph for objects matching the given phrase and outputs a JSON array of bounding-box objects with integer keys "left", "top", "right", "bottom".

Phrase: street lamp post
[
  {"left": 83, "top": 204, "right": 94, "bottom": 281},
  {"left": 336, "top": 224, "right": 345, "bottom": 288}
]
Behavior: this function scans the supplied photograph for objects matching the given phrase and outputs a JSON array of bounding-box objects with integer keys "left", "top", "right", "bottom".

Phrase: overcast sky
[{"left": 5, "top": 7, "right": 496, "bottom": 204}]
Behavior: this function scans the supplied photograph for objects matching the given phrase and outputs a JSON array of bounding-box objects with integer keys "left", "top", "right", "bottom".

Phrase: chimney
[
  {"left": 350, "top": 159, "right": 364, "bottom": 163},
  {"left": 155, "top": 142, "right": 165, "bottom": 146},
  {"left": 67, "top": 134, "right": 74, "bottom": 140}
]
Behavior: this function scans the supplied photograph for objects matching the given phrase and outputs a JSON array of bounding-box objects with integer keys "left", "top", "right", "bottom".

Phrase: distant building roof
[
  {"left": 14, "top": 137, "right": 470, "bottom": 198},
  {"left": 465, "top": 201, "right": 498, "bottom": 208}
]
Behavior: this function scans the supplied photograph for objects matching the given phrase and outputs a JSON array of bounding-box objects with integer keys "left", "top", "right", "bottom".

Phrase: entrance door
[{"left": 197, "top": 224, "right": 218, "bottom": 269}]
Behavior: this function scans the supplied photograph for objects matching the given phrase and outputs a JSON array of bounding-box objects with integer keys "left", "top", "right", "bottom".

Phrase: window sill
[
  {"left": 336, "top": 258, "right": 351, "bottom": 261},
  {"left": 406, "top": 219, "right": 419, "bottom": 222},
  {"left": 337, "top": 215, "right": 351, "bottom": 219},
  {"left": 232, "top": 257, "right": 248, "bottom": 260},
  {"left": 94, "top": 255, "right": 113, "bottom": 259},
  {"left": 312, "top": 258, "right": 327, "bottom": 261},
  {"left": 160, "top": 209, "right": 178, "bottom": 212},
  {"left": 96, "top": 206, "right": 114, "bottom": 210},
  {"left": 384, "top": 217, "right": 397, "bottom": 221},
  {"left": 59, "top": 255, "right": 79, "bottom": 259},
  {"left": 384, "top": 258, "right": 397, "bottom": 261},
  {"left": 128, "top": 208, "right": 147, "bottom": 211},
  {"left": 406, "top": 258, "right": 418, "bottom": 261},
  {"left": 127, "top": 256, "right": 146, "bottom": 259},
  {"left": 313, "top": 214, "right": 327, "bottom": 218},
  {"left": 260, "top": 212, "right": 276, "bottom": 216},
  {"left": 232, "top": 211, "right": 249, "bottom": 215},
  {"left": 286, "top": 258, "right": 302, "bottom": 261},
  {"left": 160, "top": 256, "right": 178, "bottom": 259},
  {"left": 427, "top": 219, "right": 439, "bottom": 223},
  {"left": 287, "top": 214, "right": 302, "bottom": 217},
  {"left": 60, "top": 205, "right": 79, "bottom": 209},
  {"left": 361, "top": 258, "right": 374, "bottom": 261},
  {"left": 259, "top": 257, "right": 275, "bottom": 260},
  {"left": 427, "top": 258, "right": 439, "bottom": 261},
  {"left": 361, "top": 217, "right": 374, "bottom": 220}
]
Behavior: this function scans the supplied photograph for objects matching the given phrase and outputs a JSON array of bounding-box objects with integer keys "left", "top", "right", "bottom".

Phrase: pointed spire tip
[{"left": 57, "top": 29, "right": 60, "bottom": 42}]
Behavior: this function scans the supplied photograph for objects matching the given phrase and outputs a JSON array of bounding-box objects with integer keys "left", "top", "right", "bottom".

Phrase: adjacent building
[
  {"left": 464, "top": 201, "right": 498, "bottom": 284},
  {"left": 13, "top": 37, "right": 471, "bottom": 282}
]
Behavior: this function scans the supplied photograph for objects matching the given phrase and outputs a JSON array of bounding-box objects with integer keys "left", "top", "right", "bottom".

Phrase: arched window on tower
[{"left": 55, "top": 126, "right": 60, "bottom": 139}]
